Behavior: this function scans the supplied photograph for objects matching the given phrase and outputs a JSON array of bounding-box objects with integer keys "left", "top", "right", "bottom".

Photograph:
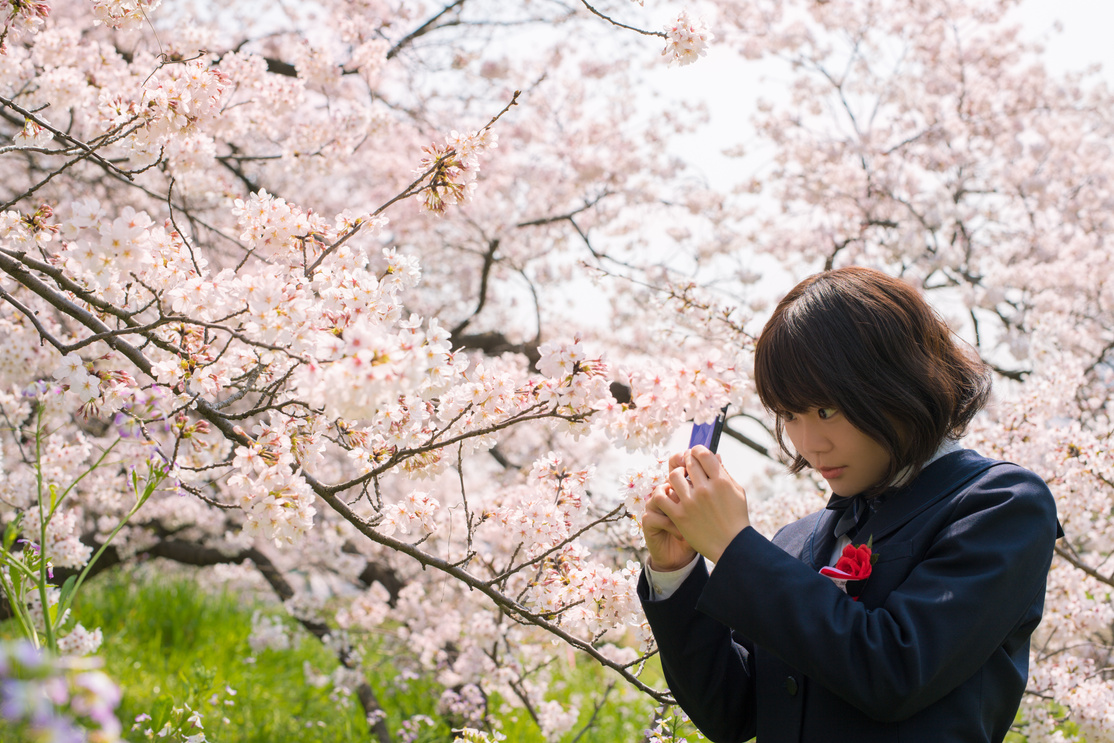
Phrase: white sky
[{"left": 1017, "top": 0, "right": 1114, "bottom": 75}]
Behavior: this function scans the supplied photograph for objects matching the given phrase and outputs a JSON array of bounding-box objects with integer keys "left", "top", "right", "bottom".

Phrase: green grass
[
  {"left": 66, "top": 568, "right": 369, "bottom": 742},
  {"left": 5, "top": 565, "right": 683, "bottom": 742}
]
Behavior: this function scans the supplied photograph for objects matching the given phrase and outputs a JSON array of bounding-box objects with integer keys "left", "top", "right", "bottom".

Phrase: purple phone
[{"left": 688, "top": 406, "right": 728, "bottom": 453}]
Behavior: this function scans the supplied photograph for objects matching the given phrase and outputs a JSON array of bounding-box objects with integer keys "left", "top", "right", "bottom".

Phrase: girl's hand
[
  {"left": 655, "top": 445, "right": 751, "bottom": 563},
  {"left": 642, "top": 482, "right": 698, "bottom": 572}
]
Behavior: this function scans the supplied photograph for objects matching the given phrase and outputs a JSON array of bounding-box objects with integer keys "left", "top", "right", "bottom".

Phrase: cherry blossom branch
[
  {"left": 1, "top": 250, "right": 305, "bottom": 376},
  {"left": 0, "top": 254, "right": 261, "bottom": 465},
  {"left": 306, "top": 222, "right": 364, "bottom": 275},
  {"left": 578, "top": 1, "right": 666, "bottom": 38},
  {"left": 0, "top": 95, "right": 135, "bottom": 179},
  {"left": 2, "top": 250, "right": 657, "bottom": 693},
  {"left": 323, "top": 403, "right": 587, "bottom": 495},
  {"left": 515, "top": 192, "right": 612, "bottom": 229},
  {"left": 0, "top": 253, "right": 151, "bottom": 373},
  {"left": 484, "top": 504, "right": 626, "bottom": 587},
  {"left": 721, "top": 422, "right": 771, "bottom": 459},
  {"left": 452, "top": 330, "right": 542, "bottom": 366},
  {"left": 449, "top": 237, "right": 499, "bottom": 338},
  {"left": 387, "top": 0, "right": 468, "bottom": 60},
  {"left": 0, "top": 285, "right": 63, "bottom": 349},
  {"left": 303, "top": 470, "right": 674, "bottom": 703},
  {"left": 1054, "top": 543, "right": 1114, "bottom": 590},
  {"left": 0, "top": 127, "right": 143, "bottom": 212}
]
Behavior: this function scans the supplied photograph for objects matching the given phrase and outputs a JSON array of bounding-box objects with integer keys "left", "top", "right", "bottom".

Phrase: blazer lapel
[
  {"left": 805, "top": 509, "right": 842, "bottom": 570},
  {"left": 772, "top": 508, "right": 838, "bottom": 571},
  {"left": 864, "top": 449, "right": 1001, "bottom": 542}
]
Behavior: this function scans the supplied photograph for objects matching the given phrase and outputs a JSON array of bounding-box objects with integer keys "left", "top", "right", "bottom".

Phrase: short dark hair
[{"left": 754, "top": 267, "right": 991, "bottom": 492}]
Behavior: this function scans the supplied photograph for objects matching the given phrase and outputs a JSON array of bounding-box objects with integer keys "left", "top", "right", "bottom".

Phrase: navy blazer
[{"left": 639, "top": 449, "right": 1060, "bottom": 743}]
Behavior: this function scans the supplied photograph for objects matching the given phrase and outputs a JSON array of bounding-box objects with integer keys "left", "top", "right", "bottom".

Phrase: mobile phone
[{"left": 687, "top": 406, "right": 728, "bottom": 453}]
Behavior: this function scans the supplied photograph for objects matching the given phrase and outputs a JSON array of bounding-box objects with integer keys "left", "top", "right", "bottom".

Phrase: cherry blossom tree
[
  {"left": 1, "top": 0, "right": 1112, "bottom": 741},
  {"left": 0, "top": 1, "right": 727, "bottom": 740}
]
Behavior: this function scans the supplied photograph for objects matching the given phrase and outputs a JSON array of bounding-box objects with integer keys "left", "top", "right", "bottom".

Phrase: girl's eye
[
  {"left": 817, "top": 407, "right": 839, "bottom": 420},
  {"left": 782, "top": 411, "right": 796, "bottom": 422}
]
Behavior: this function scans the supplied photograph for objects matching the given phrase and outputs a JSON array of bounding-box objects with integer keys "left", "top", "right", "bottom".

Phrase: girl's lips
[{"left": 818, "top": 466, "right": 846, "bottom": 479}]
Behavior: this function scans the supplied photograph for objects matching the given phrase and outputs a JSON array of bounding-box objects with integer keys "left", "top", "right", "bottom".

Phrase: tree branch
[
  {"left": 578, "top": 1, "right": 667, "bottom": 39},
  {"left": 387, "top": 0, "right": 468, "bottom": 60}
]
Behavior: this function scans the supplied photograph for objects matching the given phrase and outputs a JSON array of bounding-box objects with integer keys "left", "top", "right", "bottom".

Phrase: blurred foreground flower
[{"left": 0, "top": 639, "right": 122, "bottom": 742}]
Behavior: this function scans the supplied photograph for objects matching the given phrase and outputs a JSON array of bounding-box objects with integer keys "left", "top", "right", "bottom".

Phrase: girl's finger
[
  {"left": 684, "top": 447, "right": 711, "bottom": 485},
  {"left": 689, "top": 445, "right": 721, "bottom": 480},
  {"left": 651, "top": 489, "right": 683, "bottom": 523},
  {"left": 667, "top": 466, "right": 691, "bottom": 498},
  {"left": 642, "top": 509, "right": 684, "bottom": 538}
]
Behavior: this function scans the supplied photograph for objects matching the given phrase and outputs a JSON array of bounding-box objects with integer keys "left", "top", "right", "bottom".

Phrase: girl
[{"left": 640, "top": 267, "right": 1060, "bottom": 743}]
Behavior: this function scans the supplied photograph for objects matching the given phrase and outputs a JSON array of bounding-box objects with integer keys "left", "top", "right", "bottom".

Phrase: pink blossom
[{"left": 662, "top": 10, "right": 713, "bottom": 67}]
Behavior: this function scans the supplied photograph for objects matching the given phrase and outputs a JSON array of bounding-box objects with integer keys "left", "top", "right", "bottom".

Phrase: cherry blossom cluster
[
  {"left": 20, "top": 507, "right": 93, "bottom": 570},
  {"left": 0, "top": 0, "right": 48, "bottom": 53},
  {"left": 597, "top": 350, "right": 744, "bottom": 451},
  {"left": 662, "top": 10, "right": 713, "bottom": 67},
  {"left": 1024, "top": 653, "right": 1114, "bottom": 742},
  {"left": 417, "top": 128, "right": 499, "bottom": 214},
  {"left": 127, "top": 59, "right": 229, "bottom": 166},
  {"left": 524, "top": 545, "right": 644, "bottom": 636},
  {"left": 534, "top": 338, "right": 614, "bottom": 435},
  {"left": 297, "top": 310, "right": 454, "bottom": 425},
  {"left": 0, "top": 203, "right": 57, "bottom": 251},
  {"left": 11, "top": 116, "right": 52, "bottom": 146},
  {"left": 333, "top": 582, "right": 392, "bottom": 633},
  {"left": 53, "top": 353, "right": 100, "bottom": 404},
  {"left": 378, "top": 490, "right": 440, "bottom": 537},
  {"left": 438, "top": 684, "right": 486, "bottom": 729},
  {"left": 228, "top": 416, "right": 319, "bottom": 546},
  {"left": 485, "top": 453, "right": 594, "bottom": 558},
  {"left": 90, "top": 0, "right": 162, "bottom": 29}
]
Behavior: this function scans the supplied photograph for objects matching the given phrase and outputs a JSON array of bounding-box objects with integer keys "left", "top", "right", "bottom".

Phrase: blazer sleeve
[
  {"left": 639, "top": 561, "right": 758, "bottom": 743},
  {"left": 694, "top": 463, "right": 1059, "bottom": 722}
]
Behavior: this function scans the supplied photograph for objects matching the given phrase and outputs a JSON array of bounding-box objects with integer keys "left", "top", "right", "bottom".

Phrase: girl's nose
[{"left": 799, "top": 421, "right": 833, "bottom": 456}]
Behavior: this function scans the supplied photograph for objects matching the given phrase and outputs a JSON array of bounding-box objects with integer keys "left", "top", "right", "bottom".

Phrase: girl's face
[{"left": 783, "top": 407, "right": 892, "bottom": 497}]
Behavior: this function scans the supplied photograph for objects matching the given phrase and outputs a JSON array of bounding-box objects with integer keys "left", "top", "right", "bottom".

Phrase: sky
[{"left": 1018, "top": 0, "right": 1114, "bottom": 75}]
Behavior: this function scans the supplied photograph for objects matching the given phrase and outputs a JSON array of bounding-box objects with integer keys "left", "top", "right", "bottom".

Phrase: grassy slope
[{"left": 46, "top": 566, "right": 675, "bottom": 742}]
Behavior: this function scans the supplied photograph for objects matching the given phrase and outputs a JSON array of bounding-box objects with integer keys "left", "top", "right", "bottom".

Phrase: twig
[
  {"left": 387, "top": 0, "right": 468, "bottom": 60},
  {"left": 579, "top": 1, "right": 666, "bottom": 38},
  {"left": 0, "top": 95, "right": 135, "bottom": 179}
]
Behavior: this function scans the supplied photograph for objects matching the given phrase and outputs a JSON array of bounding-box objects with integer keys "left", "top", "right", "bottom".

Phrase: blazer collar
[{"left": 806, "top": 449, "right": 998, "bottom": 568}]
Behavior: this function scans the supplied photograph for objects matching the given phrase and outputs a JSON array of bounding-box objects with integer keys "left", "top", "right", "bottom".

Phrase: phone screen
[{"left": 688, "top": 407, "right": 728, "bottom": 453}]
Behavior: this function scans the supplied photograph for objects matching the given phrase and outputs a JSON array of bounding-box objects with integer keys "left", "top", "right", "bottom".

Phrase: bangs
[{"left": 754, "top": 312, "right": 843, "bottom": 416}]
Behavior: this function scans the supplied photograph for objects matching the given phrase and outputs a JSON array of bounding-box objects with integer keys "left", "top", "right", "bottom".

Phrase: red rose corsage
[{"left": 819, "top": 537, "right": 877, "bottom": 600}]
